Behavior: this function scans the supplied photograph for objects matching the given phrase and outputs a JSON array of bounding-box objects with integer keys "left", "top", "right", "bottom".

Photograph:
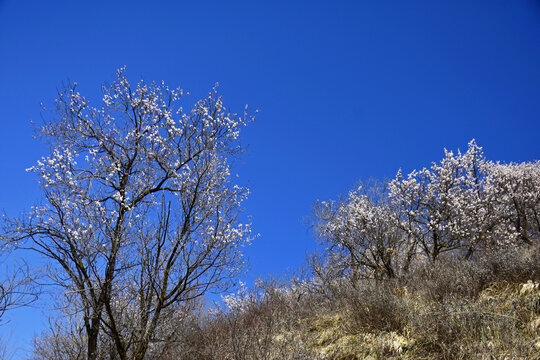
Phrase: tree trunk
[{"left": 87, "top": 322, "right": 99, "bottom": 360}]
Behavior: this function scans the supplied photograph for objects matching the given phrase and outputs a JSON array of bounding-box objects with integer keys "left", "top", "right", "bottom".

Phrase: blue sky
[{"left": 1, "top": 0, "right": 539, "bottom": 356}]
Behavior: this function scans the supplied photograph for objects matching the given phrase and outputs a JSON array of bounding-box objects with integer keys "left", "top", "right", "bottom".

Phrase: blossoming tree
[
  {"left": 313, "top": 140, "right": 540, "bottom": 280},
  {"left": 388, "top": 140, "right": 495, "bottom": 260},
  {"left": 486, "top": 160, "right": 540, "bottom": 245},
  {"left": 3, "top": 68, "right": 253, "bottom": 360},
  {"left": 313, "top": 182, "right": 409, "bottom": 279}
]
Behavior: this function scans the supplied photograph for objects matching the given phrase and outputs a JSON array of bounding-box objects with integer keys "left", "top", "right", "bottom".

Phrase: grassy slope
[{"left": 291, "top": 281, "right": 540, "bottom": 360}]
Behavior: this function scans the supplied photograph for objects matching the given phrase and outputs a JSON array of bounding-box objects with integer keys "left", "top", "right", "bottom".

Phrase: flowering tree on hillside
[
  {"left": 313, "top": 140, "right": 540, "bottom": 282},
  {"left": 486, "top": 160, "right": 540, "bottom": 245},
  {"left": 2, "top": 68, "right": 253, "bottom": 360},
  {"left": 313, "top": 182, "right": 411, "bottom": 279},
  {"left": 388, "top": 140, "right": 499, "bottom": 260}
]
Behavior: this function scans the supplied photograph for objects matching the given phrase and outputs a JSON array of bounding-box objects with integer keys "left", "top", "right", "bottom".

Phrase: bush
[
  {"left": 409, "top": 293, "right": 537, "bottom": 360},
  {"left": 334, "top": 279, "right": 407, "bottom": 333},
  {"left": 405, "top": 256, "right": 492, "bottom": 302},
  {"left": 481, "top": 244, "right": 540, "bottom": 283}
]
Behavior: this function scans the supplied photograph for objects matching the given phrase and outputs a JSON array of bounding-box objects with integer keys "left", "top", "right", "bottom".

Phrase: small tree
[
  {"left": 3, "top": 68, "right": 253, "bottom": 360},
  {"left": 486, "top": 160, "right": 540, "bottom": 245},
  {"left": 0, "top": 257, "right": 37, "bottom": 323},
  {"left": 313, "top": 181, "right": 410, "bottom": 279},
  {"left": 389, "top": 140, "right": 497, "bottom": 260}
]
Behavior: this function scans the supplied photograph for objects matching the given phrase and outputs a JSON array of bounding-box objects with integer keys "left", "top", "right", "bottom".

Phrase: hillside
[{"left": 156, "top": 246, "right": 540, "bottom": 360}]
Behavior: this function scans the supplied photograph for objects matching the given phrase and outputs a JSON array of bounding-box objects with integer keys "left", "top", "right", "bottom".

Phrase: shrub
[
  {"left": 405, "top": 256, "right": 492, "bottom": 302},
  {"left": 335, "top": 279, "right": 408, "bottom": 333},
  {"left": 481, "top": 244, "right": 540, "bottom": 283}
]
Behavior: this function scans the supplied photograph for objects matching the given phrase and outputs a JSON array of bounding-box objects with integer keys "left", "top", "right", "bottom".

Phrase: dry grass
[{"left": 128, "top": 246, "right": 540, "bottom": 359}]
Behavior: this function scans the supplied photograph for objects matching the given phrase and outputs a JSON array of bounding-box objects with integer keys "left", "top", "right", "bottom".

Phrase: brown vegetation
[{"left": 34, "top": 243, "right": 537, "bottom": 359}]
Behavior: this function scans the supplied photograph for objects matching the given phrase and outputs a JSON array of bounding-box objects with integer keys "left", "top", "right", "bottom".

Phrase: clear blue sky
[{"left": 1, "top": 0, "right": 539, "bottom": 356}]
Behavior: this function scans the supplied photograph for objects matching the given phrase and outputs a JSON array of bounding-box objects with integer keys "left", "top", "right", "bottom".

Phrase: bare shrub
[
  {"left": 334, "top": 279, "right": 407, "bottom": 333},
  {"left": 154, "top": 277, "right": 321, "bottom": 360},
  {"left": 410, "top": 294, "right": 538, "bottom": 360},
  {"left": 405, "top": 256, "right": 492, "bottom": 302},
  {"left": 481, "top": 244, "right": 540, "bottom": 283}
]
